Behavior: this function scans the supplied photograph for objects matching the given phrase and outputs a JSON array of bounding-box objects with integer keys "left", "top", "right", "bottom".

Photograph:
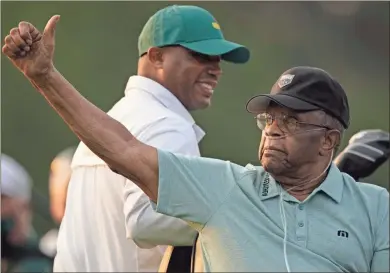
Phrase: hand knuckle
[
  {"left": 19, "top": 22, "right": 30, "bottom": 35},
  {"left": 10, "top": 27, "right": 19, "bottom": 35},
  {"left": 4, "top": 35, "right": 12, "bottom": 43}
]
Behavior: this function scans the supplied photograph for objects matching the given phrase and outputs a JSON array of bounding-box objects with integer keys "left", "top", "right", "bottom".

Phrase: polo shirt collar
[{"left": 259, "top": 163, "right": 344, "bottom": 203}]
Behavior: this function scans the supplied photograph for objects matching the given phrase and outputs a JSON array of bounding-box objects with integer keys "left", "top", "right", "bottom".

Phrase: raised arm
[
  {"left": 2, "top": 16, "right": 159, "bottom": 202},
  {"left": 124, "top": 120, "right": 200, "bottom": 247}
]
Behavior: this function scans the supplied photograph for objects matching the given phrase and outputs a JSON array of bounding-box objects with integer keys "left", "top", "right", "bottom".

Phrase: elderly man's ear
[{"left": 319, "top": 130, "right": 340, "bottom": 156}]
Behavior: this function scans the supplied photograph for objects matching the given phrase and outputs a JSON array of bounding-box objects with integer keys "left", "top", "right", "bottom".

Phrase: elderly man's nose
[{"left": 264, "top": 118, "right": 283, "bottom": 137}]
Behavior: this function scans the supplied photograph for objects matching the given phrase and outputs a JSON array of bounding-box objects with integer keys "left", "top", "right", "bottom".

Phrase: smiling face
[{"left": 147, "top": 46, "right": 222, "bottom": 110}]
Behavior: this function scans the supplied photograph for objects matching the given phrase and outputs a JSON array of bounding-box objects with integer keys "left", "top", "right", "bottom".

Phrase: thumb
[{"left": 43, "top": 15, "right": 60, "bottom": 42}]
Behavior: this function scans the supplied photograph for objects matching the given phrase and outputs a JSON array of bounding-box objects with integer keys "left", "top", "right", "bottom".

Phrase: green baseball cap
[{"left": 138, "top": 5, "right": 250, "bottom": 64}]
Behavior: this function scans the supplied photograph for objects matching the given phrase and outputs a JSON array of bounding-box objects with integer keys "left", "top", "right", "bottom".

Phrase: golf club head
[{"left": 334, "top": 129, "right": 390, "bottom": 180}]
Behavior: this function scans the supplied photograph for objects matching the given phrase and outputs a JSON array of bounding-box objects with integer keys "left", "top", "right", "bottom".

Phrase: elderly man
[
  {"left": 2, "top": 14, "right": 389, "bottom": 272},
  {"left": 2, "top": 5, "right": 249, "bottom": 272}
]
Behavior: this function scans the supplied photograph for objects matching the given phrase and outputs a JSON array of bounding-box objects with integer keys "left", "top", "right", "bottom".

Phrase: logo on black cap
[
  {"left": 246, "top": 66, "right": 350, "bottom": 129},
  {"left": 277, "top": 74, "right": 295, "bottom": 88}
]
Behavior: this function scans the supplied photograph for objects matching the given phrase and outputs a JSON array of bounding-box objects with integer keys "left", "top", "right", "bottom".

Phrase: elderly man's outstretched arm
[{"left": 2, "top": 15, "right": 159, "bottom": 202}]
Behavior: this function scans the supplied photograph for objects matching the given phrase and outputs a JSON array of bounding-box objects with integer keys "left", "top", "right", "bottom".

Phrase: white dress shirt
[{"left": 53, "top": 76, "right": 204, "bottom": 272}]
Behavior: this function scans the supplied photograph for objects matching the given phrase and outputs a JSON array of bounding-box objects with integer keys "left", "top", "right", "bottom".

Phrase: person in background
[
  {"left": 38, "top": 146, "right": 77, "bottom": 261},
  {"left": 1, "top": 154, "right": 52, "bottom": 273},
  {"left": 48, "top": 146, "right": 76, "bottom": 225}
]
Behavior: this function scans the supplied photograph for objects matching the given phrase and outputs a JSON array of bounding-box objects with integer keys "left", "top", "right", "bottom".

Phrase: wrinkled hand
[{"left": 2, "top": 15, "right": 60, "bottom": 79}]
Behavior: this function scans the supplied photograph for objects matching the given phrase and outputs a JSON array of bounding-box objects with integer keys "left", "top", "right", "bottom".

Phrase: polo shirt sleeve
[
  {"left": 371, "top": 188, "right": 389, "bottom": 273},
  {"left": 154, "top": 149, "right": 243, "bottom": 229}
]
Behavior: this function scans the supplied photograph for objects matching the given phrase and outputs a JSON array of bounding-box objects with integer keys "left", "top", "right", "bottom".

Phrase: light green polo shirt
[{"left": 154, "top": 149, "right": 389, "bottom": 272}]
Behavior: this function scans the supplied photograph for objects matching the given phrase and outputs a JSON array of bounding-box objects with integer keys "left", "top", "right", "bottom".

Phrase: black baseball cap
[{"left": 246, "top": 66, "right": 350, "bottom": 129}]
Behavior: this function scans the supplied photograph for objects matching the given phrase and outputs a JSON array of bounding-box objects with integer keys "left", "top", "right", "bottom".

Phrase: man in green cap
[
  {"left": 137, "top": 6, "right": 248, "bottom": 272},
  {"left": 0, "top": 5, "right": 249, "bottom": 272}
]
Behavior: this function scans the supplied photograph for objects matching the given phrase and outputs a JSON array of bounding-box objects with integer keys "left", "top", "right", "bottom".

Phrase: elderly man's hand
[{"left": 2, "top": 15, "right": 60, "bottom": 79}]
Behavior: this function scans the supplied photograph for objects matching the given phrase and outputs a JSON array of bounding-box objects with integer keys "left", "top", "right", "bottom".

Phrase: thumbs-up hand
[{"left": 2, "top": 15, "right": 60, "bottom": 79}]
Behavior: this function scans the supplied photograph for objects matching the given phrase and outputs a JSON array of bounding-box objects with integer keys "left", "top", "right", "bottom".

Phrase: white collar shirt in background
[{"left": 53, "top": 76, "right": 204, "bottom": 272}]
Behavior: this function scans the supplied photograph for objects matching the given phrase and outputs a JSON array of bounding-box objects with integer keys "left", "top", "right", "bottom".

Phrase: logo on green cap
[{"left": 212, "top": 22, "right": 221, "bottom": 30}]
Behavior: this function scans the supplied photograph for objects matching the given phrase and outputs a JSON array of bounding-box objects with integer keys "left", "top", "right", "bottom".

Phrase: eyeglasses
[{"left": 255, "top": 113, "right": 331, "bottom": 133}]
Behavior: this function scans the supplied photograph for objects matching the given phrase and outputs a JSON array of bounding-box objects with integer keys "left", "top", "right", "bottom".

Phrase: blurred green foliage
[{"left": 1, "top": 1, "right": 389, "bottom": 234}]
